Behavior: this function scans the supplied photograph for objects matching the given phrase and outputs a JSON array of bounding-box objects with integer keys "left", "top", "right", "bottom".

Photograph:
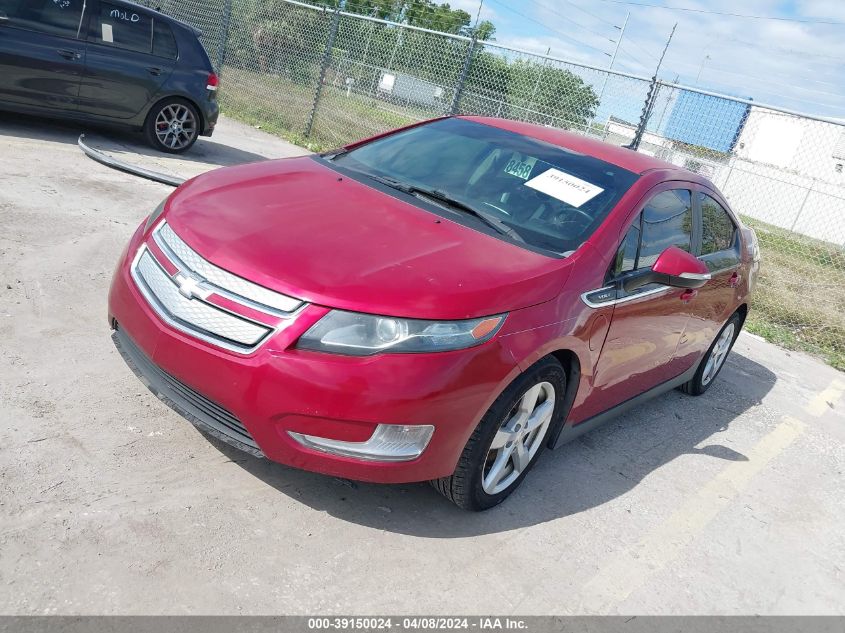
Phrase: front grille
[
  {"left": 112, "top": 326, "right": 262, "bottom": 456},
  {"left": 154, "top": 222, "right": 302, "bottom": 315},
  {"left": 131, "top": 248, "right": 272, "bottom": 352}
]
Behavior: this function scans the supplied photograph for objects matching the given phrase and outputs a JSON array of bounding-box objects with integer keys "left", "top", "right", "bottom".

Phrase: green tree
[
  {"left": 506, "top": 59, "right": 599, "bottom": 129},
  {"left": 463, "top": 19, "right": 495, "bottom": 41}
]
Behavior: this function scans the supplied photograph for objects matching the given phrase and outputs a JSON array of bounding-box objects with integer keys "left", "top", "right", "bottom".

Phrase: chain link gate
[{"left": 145, "top": 0, "right": 845, "bottom": 369}]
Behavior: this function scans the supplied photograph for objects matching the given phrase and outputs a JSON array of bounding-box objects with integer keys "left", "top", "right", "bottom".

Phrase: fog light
[{"left": 288, "top": 424, "right": 434, "bottom": 462}]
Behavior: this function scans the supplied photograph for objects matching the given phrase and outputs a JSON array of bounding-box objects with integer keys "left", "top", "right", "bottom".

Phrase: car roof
[{"left": 458, "top": 115, "right": 695, "bottom": 177}]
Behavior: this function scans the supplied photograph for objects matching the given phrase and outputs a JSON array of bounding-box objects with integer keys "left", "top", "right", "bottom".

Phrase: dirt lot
[{"left": 1, "top": 113, "right": 844, "bottom": 615}]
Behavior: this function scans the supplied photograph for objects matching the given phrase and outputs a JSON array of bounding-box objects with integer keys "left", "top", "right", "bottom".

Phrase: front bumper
[{"left": 108, "top": 223, "right": 519, "bottom": 483}]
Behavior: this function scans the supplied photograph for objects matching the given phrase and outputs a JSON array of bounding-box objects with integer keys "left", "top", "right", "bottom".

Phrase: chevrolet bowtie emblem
[{"left": 174, "top": 274, "right": 209, "bottom": 300}]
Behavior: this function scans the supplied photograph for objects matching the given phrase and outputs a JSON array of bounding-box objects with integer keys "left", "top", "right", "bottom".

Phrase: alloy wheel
[
  {"left": 154, "top": 104, "right": 197, "bottom": 151},
  {"left": 702, "top": 322, "right": 735, "bottom": 386},
  {"left": 481, "top": 381, "right": 555, "bottom": 495}
]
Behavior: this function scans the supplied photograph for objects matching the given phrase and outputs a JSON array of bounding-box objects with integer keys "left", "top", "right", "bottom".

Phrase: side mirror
[{"left": 623, "top": 246, "right": 711, "bottom": 293}]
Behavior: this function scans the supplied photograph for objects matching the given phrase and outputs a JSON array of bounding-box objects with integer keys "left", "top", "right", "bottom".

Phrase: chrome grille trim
[
  {"left": 153, "top": 222, "right": 302, "bottom": 315},
  {"left": 131, "top": 247, "right": 272, "bottom": 353}
]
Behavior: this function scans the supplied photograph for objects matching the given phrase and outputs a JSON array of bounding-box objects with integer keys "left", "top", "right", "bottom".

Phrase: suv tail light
[{"left": 206, "top": 73, "right": 219, "bottom": 91}]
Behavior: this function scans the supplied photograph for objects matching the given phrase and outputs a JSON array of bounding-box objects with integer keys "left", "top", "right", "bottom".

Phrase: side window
[
  {"left": 2, "top": 0, "right": 85, "bottom": 38},
  {"left": 93, "top": 2, "right": 153, "bottom": 54},
  {"left": 700, "top": 193, "right": 736, "bottom": 255},
  {"left": 611, "top": 213, "right": 641, "bottom": 278},
  {"left": 153, "top": 19, "right": 178, "bottom": 60},
  {"left": 638, "top": 189, "right": 693, "bottom": 269}
]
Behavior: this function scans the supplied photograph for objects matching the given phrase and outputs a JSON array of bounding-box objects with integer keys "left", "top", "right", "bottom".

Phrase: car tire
[
  {"left": 679, "top": 312, "right": 742, "bottom": 396},
  {"left": 144, "top": 98, "right": 201, "bottom": 154},
  {"left": 431, "top": 356, "right": 566, "bottom": 511}
]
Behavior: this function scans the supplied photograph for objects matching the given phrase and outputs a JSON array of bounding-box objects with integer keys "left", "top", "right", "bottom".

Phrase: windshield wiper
[
  {"left": 322, "top": 147, "right": 350, "bottom": 160},
  {"left": 366, "top": 175, "right": 525, "bottom": 243}
]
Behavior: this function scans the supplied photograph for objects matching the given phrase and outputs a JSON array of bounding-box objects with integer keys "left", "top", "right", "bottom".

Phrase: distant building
[
  {"left": 663, "top": 90, "right": 751, "bottom": 154},
  {"left": 735, "top": 109, "right": 845, "bottom": 181}
]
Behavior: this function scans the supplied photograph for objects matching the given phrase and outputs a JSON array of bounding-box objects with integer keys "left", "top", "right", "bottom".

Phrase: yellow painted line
[
  {"left": 577, "top": 415, "right": 806, "bottom": 614},
  {"left": 574, "top": 377, "right": 844, "bottom": 613},
  {"left": 805, "top": 380, "right": 845, "bottom": 417}
]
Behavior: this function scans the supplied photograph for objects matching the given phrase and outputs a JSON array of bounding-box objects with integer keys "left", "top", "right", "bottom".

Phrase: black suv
[{"left": 0, "top": 0, "right": 219, "bottom": 153}]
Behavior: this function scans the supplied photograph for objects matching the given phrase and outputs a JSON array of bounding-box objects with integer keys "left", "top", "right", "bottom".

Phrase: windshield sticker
[
  {"left": 101, "top": 23, "right": 114, "bottom": 42},
  {"left": 504, "top": 156, "right": 537, "bottom": 180},
  {"left": 524, "top": 168, "right": 604, "bottom": 207}
]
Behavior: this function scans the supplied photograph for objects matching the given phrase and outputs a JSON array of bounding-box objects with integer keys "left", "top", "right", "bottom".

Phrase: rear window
[
  {"left": 93, "top": 2, "right": 153, "bottom": 53},
  {"left": 153, "top": 19, "right": 177, "bottom": 59},
  {"left": 330, "top": 118, "right": 639, "bottom": 255}
]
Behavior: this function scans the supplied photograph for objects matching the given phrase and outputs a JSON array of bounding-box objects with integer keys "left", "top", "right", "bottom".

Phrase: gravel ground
[{"left": 1, "top": 112, "right": 843, "bottom": 616}]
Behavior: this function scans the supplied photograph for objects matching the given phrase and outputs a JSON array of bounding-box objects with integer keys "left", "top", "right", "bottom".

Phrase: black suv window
[
  {"left": 153, "top": 19, "right": 178, "bottom": 59},
  {"left": 93, "top": 2, "right": 153, "bottom": 53},
  {"left": 638, "top": 189, "right": 693, "bottom": 268},
  {"left": 1, "top": 0, "right": 85, "bottom": 38},
  {"left": 700, "top": 193, "right": 736, "bottom": 255}
]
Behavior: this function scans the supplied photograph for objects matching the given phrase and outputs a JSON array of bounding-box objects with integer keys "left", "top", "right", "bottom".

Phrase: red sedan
[{"left": 108, "top": 116, "right": 759, "bottom": 510}]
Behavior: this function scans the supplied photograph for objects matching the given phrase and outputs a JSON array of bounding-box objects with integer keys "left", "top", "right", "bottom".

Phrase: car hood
[{"left": 163, "top": 157, "right": 568, "bottom": 320}]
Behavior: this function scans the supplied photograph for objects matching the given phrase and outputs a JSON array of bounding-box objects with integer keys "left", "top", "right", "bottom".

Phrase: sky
[{"left": 446, "top": 0, "right": 845, "bottom": 119}]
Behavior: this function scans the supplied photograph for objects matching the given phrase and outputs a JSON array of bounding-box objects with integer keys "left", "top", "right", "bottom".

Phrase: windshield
[{"left": 329, "top": 118, "right": 639, "bottom": 255}]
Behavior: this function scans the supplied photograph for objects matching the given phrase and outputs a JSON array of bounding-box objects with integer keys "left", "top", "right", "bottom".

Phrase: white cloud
[{"left": 484, "top": 0, "right": 845, "bottom": 117}]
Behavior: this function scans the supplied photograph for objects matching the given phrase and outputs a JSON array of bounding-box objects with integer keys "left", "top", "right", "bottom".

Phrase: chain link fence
[{"left": 156, "top": 0, "right": 845, "bottom": 369}]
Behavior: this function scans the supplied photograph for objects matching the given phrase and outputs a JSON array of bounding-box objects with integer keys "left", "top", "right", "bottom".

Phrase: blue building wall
[{"left": 663, "top": 91, "right": 751, "bottom": 153}]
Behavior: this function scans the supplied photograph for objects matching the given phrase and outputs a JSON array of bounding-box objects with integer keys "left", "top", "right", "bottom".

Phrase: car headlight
[
  {"left": 297, "top": 310, "right": 506, "bottom": 355},
  {"left": 144, "top": 199, "right": 168, "bottom": 232}
]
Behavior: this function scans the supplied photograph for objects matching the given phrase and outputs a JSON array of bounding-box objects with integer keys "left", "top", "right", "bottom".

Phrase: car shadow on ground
[
  {"left": 1, "top": 112, "right": 269, "bottom": 170},
  {"left": 209, "top": 350, "right": 776, "bottom": 537}
]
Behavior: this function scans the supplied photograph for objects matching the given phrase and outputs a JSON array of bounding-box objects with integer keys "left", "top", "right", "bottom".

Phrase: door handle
[
  {"left": 729, "top": 272, "right": 740, "bottom": 288},
  {"left": 57, "top": 49, "right": 81, "bottom": 60},
  {"left": 146, "top": 66, "right": 163, "bottom": 76},
  {"left": 680, "top": 289, "right": 698, "bottom": 303}
]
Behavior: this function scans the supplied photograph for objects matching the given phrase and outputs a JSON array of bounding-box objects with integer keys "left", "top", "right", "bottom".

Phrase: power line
[
  {"left": 559, "top": 0, "right": 617, "bottom": 28},
  {"left": 485, "top": 0, "right": 615, "bottom": 58},
  {"left": 721, "top": 35, "right": 845, "bottom": 63},
  {"left": 529, "top": 0, "right": 673, "bottom": 72},
  {"left": 577, "top": 0, "right": 845, "bottom": 25},
  {"left": 522, "top": 0, "right": 613, "bottom": 42},
  {"left": 621, "top": 38, "right": 659, "bottom": 61},
  {"left": 617, "top": 45, "right": 650, "bottom": 68},
  {"left": 514, "top": 0, "right": 660, "bottom": 72},
  {"left": 669, "top": 58, "right": 845, "bottom": 100}
]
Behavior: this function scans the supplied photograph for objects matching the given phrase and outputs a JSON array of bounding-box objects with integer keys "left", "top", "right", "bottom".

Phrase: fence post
[
  {"left": 215, "top": 0, "right": 233, "bottom": 76},
  {"left": 628, "top": 77, "right": 659, "bottom": 151},
  {"left": 790, "top": 179, "right": 815, "bottom": 232},
  {"left": 305, "top": 7, "right": 341, "bottom": 138},
  {"left": 450, "top": 38, "right": 477, "bottom": 116}
]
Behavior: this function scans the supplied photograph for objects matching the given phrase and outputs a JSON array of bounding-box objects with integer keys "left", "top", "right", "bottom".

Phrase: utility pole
[
  {"left": 528, "top": 46, "right": 551, "bottom": 113},
  {"left": 591, "top": 11, "right": 628, "bottom": 135},
  {"left": 653, "top": 24, "right": 676, "bottom": 85},
  {"left": 473, "top": 0, "right": 485, "bottom": 35},
  {"left": 628, "top": 22, "right": 676, "bottom": 151},
  {"left": 696, "top": 53, "right": 711, "bottom": 85}
]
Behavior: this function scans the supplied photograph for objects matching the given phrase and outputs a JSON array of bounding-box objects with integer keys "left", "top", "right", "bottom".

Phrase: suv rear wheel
[
  {"left": 144, "top": 98, "right": 200, "bottom": 153},
  {"left": 432, "top": 357, "right": 566, "bottom": 511}
]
